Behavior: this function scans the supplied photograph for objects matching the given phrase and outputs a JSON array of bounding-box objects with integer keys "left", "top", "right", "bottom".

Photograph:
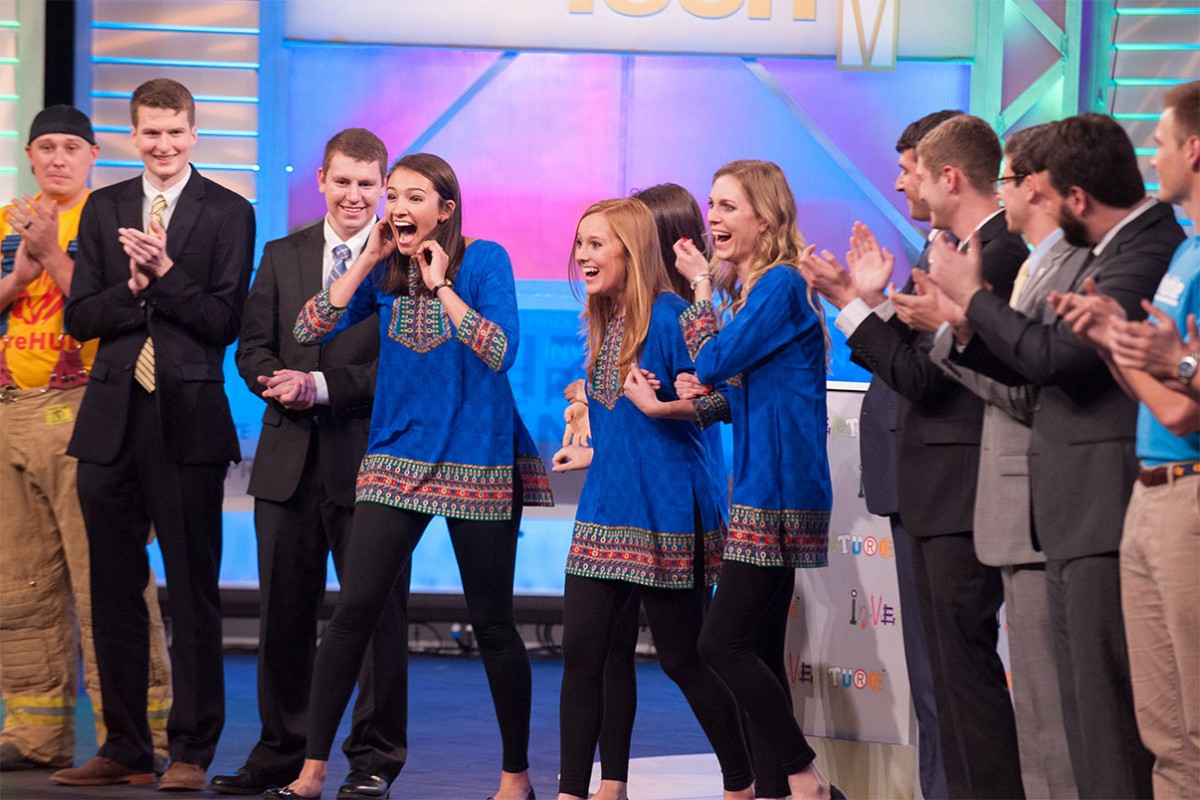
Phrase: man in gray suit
[
  {"left": 928, "top": 114, "right": 1185, "bottom": 799},
  {"left": 898, "top": 124, "right": 1082, "bottom": 798},
  {"left": 215, "top": 129, "right": 409, "bottom": 799}
]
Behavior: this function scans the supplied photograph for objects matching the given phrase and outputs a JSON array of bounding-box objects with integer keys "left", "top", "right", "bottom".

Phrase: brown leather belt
[{"left": 1138, "top": 460, "right": 1200, "bottom": 487}]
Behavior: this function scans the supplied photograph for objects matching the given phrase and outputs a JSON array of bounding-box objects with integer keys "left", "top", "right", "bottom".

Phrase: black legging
[
  {"left": 305, "top": 499, "right": 531, "bottom": 774},
  {"left": 597, "top": 591, "right": 640, "bottom": 783},
  {"left": 559, "top": 570, "right": 751, "bottom": 796},
  {"left": 698, "top": 560, "right": 815, "bottom": 789}
]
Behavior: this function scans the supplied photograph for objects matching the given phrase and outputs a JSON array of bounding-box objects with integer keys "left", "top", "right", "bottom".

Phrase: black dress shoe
[
  {"left": 262, "top": 789, "right": 319, "bottom": 800},
  {"left": 211, "top": 764, "right": 297, "bottom": 795},
  {"left": 337, "top": 770, "right": 391, "bottom": 800}
]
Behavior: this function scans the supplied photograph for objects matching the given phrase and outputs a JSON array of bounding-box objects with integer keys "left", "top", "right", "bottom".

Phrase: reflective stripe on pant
[{"left": 0, "top": 386, "right": 172, "bottom": 764}]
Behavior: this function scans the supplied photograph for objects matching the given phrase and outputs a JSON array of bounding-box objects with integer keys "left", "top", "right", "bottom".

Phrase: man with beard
[
  {"left": 928, "top": 112, "right": 1185, "bottom": 799},
  {"left": 904, "top": 123, "right": 1084, "bottom": 798},
  {"left": 800, "top": 113, "right": 1027, "bottom": 799}
]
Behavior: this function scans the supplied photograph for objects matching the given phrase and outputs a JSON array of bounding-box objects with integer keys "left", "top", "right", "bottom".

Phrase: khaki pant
[
  {"left": 0, "top": 386, "right": 172, "bottom": 765},
  {"left": 1120, "top": 471, "right": 1200, "bottom": 798}
]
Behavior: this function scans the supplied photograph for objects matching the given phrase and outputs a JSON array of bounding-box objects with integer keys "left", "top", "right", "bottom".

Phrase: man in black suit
[
  {"left": 52, "top": 78, "right": 255, "bottom": 791},
  {"left": 856, "top": 110, "right": 957, "bottom": 800},
  {"left": 801, "top": 114, "right": 1027, "bottom": 798},
  {"left": 211, "top": 129, "right": 409, "bottom": 800},
  {"left": 930, "top": 113, "right": 1184, "bottom": 799}
]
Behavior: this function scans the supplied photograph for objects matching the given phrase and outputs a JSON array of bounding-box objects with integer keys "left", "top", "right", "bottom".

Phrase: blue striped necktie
[{"left": 327, "top": 244, "right": 351, "bottom": 287}]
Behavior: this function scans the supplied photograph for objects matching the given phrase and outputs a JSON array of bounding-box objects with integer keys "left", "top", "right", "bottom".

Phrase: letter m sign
[{"left": 837, "top": 0, "right": 899, "bottom": 71}]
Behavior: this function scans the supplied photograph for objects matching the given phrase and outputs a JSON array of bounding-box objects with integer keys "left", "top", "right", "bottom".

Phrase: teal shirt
[{"left": 1136, "top": 236, "right": 1200, "bottom": 465}]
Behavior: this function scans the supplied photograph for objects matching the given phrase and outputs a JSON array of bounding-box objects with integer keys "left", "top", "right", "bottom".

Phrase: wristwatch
[
  {"left": 1178, "top": 352, "right": 1199, "bottom": 386},
  {"left": 433, "top": 277, "right": 453, "bottom": 295}
]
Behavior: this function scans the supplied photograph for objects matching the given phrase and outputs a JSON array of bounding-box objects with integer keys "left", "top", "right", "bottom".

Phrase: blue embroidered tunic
[
  {"left": 679, "top": 264, "right": 832, "bottom": 568},
  {"left": 295, "top": 239, "right": 552, "bottom": 520},
  {"left": 567, "top": 292, "right": 730, "bottom": 589}
]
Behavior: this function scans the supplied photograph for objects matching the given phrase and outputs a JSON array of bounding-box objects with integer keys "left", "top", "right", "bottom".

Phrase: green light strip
[
  {"left": 1113, "top": 43, "right": 1200, "bottom": 51},
  {"left": 0, "top": 130, "right": 16, "bottom": 139},
  {"left": 0, "top": 94, "right": 17, "bottom": 103},
  {"left": 0, "top": 20, "right": 19, "bottom": 29},
  {"left": 1114, "top": 7, "right": 1200, "bottom": 15},
  {"left": 1134, "top": 148, "right": 1157, "bottom": 156},
  {"left": 1111, "top": 78, "right": 1192, "bottom": 87},
  {"left": 1114, "top": 112, "right": 1160, "bottom": 121},
  {"left": 0, "top": 167, "right": 16, "bottom": 175},
  {"left": 0, "top": 57, "right": 18, "bottom": 66}
]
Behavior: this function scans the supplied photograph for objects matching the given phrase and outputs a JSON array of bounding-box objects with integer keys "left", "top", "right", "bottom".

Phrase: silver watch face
[{"left": 1180, "top": 355, "right": 1199, "bottom": 382}]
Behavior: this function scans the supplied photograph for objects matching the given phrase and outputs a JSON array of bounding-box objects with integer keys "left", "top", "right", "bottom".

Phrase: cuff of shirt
[
  {"left": 834, "top": 297, "right": 894, "bottom": 337},
  {"left": 311, "top": 371, "right": 329, "bottom": 405}
]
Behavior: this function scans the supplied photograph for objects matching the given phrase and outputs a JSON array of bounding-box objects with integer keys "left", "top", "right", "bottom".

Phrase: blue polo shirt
[{"left": 1137, "top": 235, "right": 1200, "bottom": 465}]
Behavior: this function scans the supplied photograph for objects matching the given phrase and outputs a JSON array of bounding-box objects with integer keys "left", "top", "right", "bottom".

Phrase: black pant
[
  {"left": 890, "top": 515, "right": 948, "bottom": 800},
  {"left": 1047, "top": 554, "right": 1152, "bottom": 799},
  {"left": 306, "top": 499, "right": 531, "bottom": 773},
  {"left": 911, "top": 532, "right": 1024, "bottom": 799},
  {"left": 697, "top": 560, "right": 809, "bottom": 795},
  {"left": 559, "top": 574, "right": 751, "bottom": 797},
  {"left": 248, "top": 432, "right": 410, "bottom": 781},
  {"left": 597, "top": 591, "right": 640, "bottom": 783},
  {"left": 77, "top": 388, "right": 226, "bottom": 769}
]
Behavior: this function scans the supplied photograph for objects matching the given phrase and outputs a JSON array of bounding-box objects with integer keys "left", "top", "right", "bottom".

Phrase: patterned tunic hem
[
  {"left": 295, "top": 288, "right": 343, "bottom": 344},
  {"left": 722, "top": 504, "right": 831, "bottom": 569},
  {"left": 356, "top": 453, "right": 519, "bottom": 521},
  {"left": 516, "top": 452, "right": 554, "bottom": 507},
  {"left": 565, "top": 520, "right": 723, "bottom": 589}
]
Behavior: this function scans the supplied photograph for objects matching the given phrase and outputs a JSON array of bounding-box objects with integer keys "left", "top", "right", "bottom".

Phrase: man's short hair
[
  {"left": 1004, "top": 123, "right": 1058, "bottom": 179},
  {"left": 895, "top": 110, "right": 963, "bottom": 154},
  {"left": 130, "top": 78, "right": 195, "bottom": 126},
  {"left": 916, "top": 114, "right": 1003, "bottom": 196},
  {"left": 1045, "top": 113, "right": 1144, "bottom": 209},
  {"left": 1163, "top": 80, "right": 1200, "bottom": 141},
  {"left": 323, "top": 128, "right": 388, "bottom": 180}
]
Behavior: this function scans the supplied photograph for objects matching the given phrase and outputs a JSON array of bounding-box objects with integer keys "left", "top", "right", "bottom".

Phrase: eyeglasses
[{"left": 993, "top": 174, "right": 1027, "bottom": 193}]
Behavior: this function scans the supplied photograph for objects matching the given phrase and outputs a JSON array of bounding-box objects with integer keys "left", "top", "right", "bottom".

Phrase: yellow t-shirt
[{"left": 1, "top": 192, "right": 99, "bottom": 388}]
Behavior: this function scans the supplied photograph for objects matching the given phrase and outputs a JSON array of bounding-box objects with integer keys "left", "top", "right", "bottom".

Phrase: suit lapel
[
  {"left": 118, "top": 178, "right": 145, "bottom": 233},
  {"left": 298, "top": 223, "right": 325, "bottom": 301},
  {"left": 1018, "top": 238, "right": 1077, "bottom": 315},
  {"left": 165, "top": 168, "right": 205, "bottom": 262}
]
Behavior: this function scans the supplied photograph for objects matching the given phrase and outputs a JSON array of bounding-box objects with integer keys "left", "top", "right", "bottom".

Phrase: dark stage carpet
[{"left": 0, "top": 653, "right": 712, "bottom": 799}]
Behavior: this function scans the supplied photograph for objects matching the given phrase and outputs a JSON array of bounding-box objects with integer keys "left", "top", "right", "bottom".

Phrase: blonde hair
[
  {"left": 569, "top": 198, "right": 672, "bottom": 386},
  {"left": 709, "top": 160, "right": 831, "bottom": 362}
]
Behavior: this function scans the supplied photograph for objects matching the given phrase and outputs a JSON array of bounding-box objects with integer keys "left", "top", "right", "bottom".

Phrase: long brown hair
[
  {"left": 709, "top": 160, "right": 830, "bottom": 361},
  {"left": 631, "top": 183, "right": 711, "bottom": 302},
  {"left": 569, "top": 198, "right": 672, "bottom": 386},
  {"left": 378, "top": 153, "right": 465, "bottom": 295}
]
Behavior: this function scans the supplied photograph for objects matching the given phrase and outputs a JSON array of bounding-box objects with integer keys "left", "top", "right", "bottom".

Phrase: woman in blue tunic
[
  {"left": 270, "top": 153, "right": 551, "bottom": 800},
  {"left": 673, "top": 160, "right": 842, "bottom": 800},
  {"left": 552, "top": 198, "right": 751, "bottom": 800},
  {"left": 554, "top": 183, "right": 727, "bottom": 800}
]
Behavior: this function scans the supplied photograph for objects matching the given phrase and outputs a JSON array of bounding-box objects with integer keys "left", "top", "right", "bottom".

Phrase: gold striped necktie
[{"left": 134, "top": 194, "right": 167, "bottom": 392}]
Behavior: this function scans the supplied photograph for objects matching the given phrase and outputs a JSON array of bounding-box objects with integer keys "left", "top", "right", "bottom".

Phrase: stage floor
[{"left": 0, "top": 653, "right": 723, "bottom": 799}]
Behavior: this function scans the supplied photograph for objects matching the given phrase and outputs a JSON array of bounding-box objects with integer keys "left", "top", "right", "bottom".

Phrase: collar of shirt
[
  {"left": 1025, "top": 227, "right": 1063, "bottom": 278},
  {"left": 958, "top": 208, "right": 1004, "bottom": 252},
  {"left": 141, "top": 164, "right": 192, "bottom": 230},
  {"left": 321, "top": 216, "right": 375, "bottom": 284},
  {"left": 1092, "top": 196, "right": 1156, "bottom": 256}
]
